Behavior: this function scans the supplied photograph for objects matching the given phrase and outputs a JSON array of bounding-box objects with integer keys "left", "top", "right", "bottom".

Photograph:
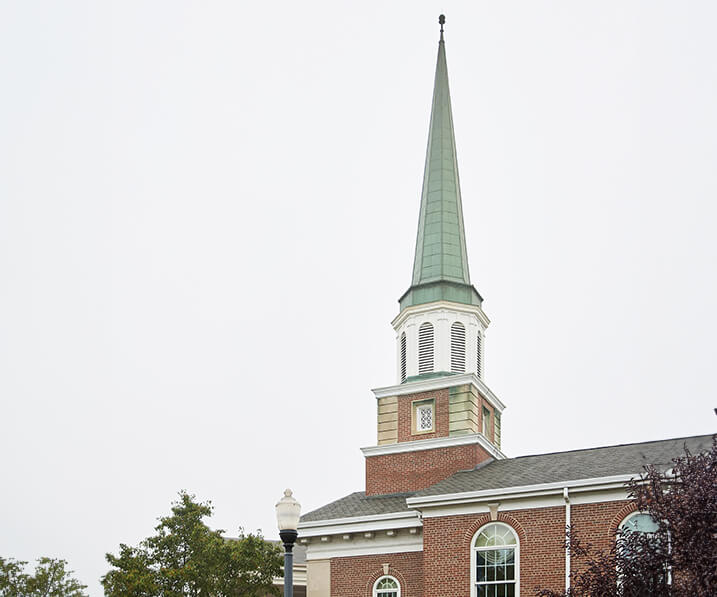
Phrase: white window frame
[
  {"left": 470, "top": 522, "right": 520, "bottom": 597},
  {"left": 412, "top": 398, "right": 435, "bottom": 433},
  {"left": 618, "top": 512, "right": 671, "bottom": 585},
  {"left": 373, "top": 575, "right": 401, "bottom": 597}
]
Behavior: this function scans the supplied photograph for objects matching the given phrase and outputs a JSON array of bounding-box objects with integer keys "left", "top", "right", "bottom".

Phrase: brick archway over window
[
  {"left": 363, "top": 567, "right": 408, "bottom": 597},
  {"left": 608, "top": 502, "right": 639, "bottom": 538},
  {"left": 462, "top": 512, "right": 527, "bottom": 546}
]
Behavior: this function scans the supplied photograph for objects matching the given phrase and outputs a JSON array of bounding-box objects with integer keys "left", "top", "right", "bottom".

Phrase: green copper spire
[{"left": 399, "top": 16, "right": 482, "bottom": 311}]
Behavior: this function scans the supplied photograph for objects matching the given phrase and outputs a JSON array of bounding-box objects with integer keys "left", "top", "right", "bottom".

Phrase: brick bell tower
[{"left": 363, "top": 16, "right": 506, "bottom": 496}]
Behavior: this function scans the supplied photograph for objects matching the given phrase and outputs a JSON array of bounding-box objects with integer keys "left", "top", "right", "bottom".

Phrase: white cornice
[
  {"left": 298, "top": 510, "right": 420, "bottom": 537},
  {"left": 361, "top": 432, "right": 506, "bottom": 461},
  {"left": 372, "top": 373, "right": 506, "bottom": 413},
  {"left": 406, "top": 474, "right": 637, "bottom": 509},
  {"left": 391, "top": 300, "right": 490, "bottom": 330}
]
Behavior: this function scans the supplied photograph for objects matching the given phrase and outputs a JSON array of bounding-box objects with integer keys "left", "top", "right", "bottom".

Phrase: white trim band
[
  {"left": 361, "top": 433, "right": 506, "bottom": 461},
  {"left": 372, "top": 373, "right": 506, "bottom": 413},
  {"left": 298, "top": 511, "right": 420, "bottom": 537},
  {"left": 406, "top": 474, "right": 637, "bottom": 508}
]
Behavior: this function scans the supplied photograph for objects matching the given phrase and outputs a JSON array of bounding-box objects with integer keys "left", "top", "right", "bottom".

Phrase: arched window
[
  {"left": 476, "top": 332, "right": 483, "bottom": 378},
  {"left": 618, "top": 512, "right": 669, "bottom": 587},
  {"left": 620, "top": 512, "right": 659, "bottom": 535},
  {"left": 451, "top": 322, "right": 466, "bottom": 373},
  {"left": 373, "top": 575, "right": 400, "bottom": 597},
  {"left": 400, "top": 332, "right": 407, "bottom": 382},
  {"left": 471, "top": 522, "right": 519, "bottom": 597},
  {"left": 418, "top": 322, "right": 434, "bottom": 374}
]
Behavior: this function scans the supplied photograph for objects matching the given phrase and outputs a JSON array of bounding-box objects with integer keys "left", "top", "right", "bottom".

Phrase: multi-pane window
[
  {"left": 618, "top": 513, "right": 669, "bottom": 587},
  {"left": 473, "top": 523, "right": 518, "bottom": 597},
  {"left": 482, "top": 406, "right": 491, "bottom": 438},
  {"left": 451, "top": 322, "right": 466, "bottom": 373},
  {"left": 400, "top": 332, "right": 407, "bottom": 382},
  {"left": 374, "top": 576, "right": 400, "bottom": 597},
  {"left": 418, "top": 322, "right": 434, "bottom": 374}
]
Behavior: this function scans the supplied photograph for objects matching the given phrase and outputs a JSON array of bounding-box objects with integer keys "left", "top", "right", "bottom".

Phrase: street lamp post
[{"left": 275, "top": 489, "right": 301, "bottom": 597}]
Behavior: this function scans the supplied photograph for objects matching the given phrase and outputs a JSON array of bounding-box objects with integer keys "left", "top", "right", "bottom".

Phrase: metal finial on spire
[{"left": 439, "top": 14, "right": 445, "bottom": 41}]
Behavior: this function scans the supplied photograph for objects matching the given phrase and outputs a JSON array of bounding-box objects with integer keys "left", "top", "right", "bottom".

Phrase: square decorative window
[{"left": 412, "top": 399, "right": 435, "bottom": 434}]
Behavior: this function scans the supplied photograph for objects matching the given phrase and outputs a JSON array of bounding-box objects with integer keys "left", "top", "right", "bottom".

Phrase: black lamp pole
[
  {"left": 276, "top": 489, "right": 301, "bottom": 597},
  {"left": 279, "top": 529, "right": 298, "bottom": 597}
]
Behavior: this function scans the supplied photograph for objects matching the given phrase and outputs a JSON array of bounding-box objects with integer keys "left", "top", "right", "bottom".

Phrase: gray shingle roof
[
  {"left": 300, "top": 434, "right": 713, "bottom": 522},
  {"left": 301, "top": 491, "right": 414, "bottom": 523},
  {"left": 415, "top": 434, "right": 713, "bottom": 497}
]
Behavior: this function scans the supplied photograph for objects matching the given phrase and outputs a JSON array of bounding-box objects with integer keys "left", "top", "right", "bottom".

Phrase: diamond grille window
[
  {"left": 400, "top": 332, "right": 407, "bottom": 382},
  {"left": 477, "top": 332, "right": 483, "bottom": 379},
  {"left": 417, "top": 404, "right": 433, "bottom": 431},
  {"left": 451, "top": 322, "right": 466, "bottom": 373},
  {"left": 418, "top": 322, "right": 434, "bottom": 374}
]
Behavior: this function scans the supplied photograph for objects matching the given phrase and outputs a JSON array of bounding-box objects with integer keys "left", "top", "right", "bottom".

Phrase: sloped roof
[
  {"left": 414, "top": 433, "right": 713, "bottom": 497},
  {"left": 300, "top": 434, "right": 713, "bottom": 523},
  {"left": 301, "top": 491, "right": 414, "bottom": 523}
]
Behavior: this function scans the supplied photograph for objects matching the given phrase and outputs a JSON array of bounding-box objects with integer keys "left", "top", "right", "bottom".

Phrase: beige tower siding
[
  {"left": 306, "top": 559, "right": 330, "bottom": 597},
  {"left": 448, "top": 384, "right": 480, "bottom": 435},
  {"left": 377, "top": 396, "right": 398, "bottom": 444}
]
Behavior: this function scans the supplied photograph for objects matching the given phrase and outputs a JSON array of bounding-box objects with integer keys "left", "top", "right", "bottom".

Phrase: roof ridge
[{"left": 508, "top": 433, "right": 714, "bottom": 461}]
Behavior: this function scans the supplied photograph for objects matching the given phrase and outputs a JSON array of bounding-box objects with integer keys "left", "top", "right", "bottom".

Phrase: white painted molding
[
  {"left": 406, "top": 474, "right": 637, "bottom": 508},
  {"left": 305, "top": 532, "right": 423, "bottom": 560},
  {"left": 361, "top": 432, "right": 507, "bottom": 461},
  {"left": 391, "top": 300, "right": 490, "bottom": 330},
  {"left": 298, "top": 510, "right": 420, "bottom": 538},
  {"left": 372, "top": 373, "right": 506, "bottom": 413}
]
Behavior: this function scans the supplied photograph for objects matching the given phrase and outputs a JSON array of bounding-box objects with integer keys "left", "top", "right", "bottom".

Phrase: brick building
[{"left": 297, "top": 16, "right": 711, "bottom": 597}]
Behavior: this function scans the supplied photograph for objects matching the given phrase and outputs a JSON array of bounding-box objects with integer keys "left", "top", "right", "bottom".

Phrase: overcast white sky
[{"left": 1, "top": 1, "right": 716, "bottom": 594}]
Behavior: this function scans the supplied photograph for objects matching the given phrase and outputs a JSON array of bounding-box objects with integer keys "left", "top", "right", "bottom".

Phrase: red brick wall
[
  {"left": 365, "top": 442, "right": 492, "bottom": 496},
  {"left": 330, "top": 552, "right": 423, "bottom": 597},
  {"left": 570, "top": 499, "right": 634, "bottom": 573},
  {"left": 422, "top": 509, "right": 561, "bottom": 596},
  {"left": 327, "top": 499, "right": 635, "bottom": 596},
  {"left": 396, "top": 388, "right": 450, "bottom": 442}
]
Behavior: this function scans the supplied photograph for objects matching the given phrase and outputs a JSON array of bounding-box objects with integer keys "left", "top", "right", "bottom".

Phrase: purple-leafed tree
[{"left": 536, "top": 435, "right": 717, "bottom": 597}]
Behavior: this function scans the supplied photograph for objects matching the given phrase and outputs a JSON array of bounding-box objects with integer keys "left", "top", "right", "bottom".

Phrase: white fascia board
[
  {"left": 391, "top": 300, "right": 490, "bottom": 330},
  {"left": 298, "top": 510, "right": 420, "bottom": 538},
  {"left": 361, "top": 433, "right": 507, "bottom": 461},
  {"left": 406, "top": 474, "right": 637, "bottom": 508},
  {"left": 372, "top": 373, "right": 506, "bottom": 413},
  {"left": 421, "top": 488, "right": 630, "bottom": 519},
  {"left": 305, "top": 535, "right": 423, "bottom": 560}
]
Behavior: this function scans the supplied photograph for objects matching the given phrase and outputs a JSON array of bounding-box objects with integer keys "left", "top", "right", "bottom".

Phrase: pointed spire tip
[{"left": 439, "top": 14, "right": 445, "bottom": 41}]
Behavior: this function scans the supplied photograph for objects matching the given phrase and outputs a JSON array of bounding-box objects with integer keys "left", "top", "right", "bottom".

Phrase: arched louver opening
[
  {"left": 476, "top": 332, "right": 483, "bottom": 379},
  {"left": 400, "top": 332, "right": 407, "bottom": 382},
  {"left": 418, "top": 322, "right": 434, "bottom": 374},
  {"left": 450, "top": 322, "right": 466, "bottom": 373}
]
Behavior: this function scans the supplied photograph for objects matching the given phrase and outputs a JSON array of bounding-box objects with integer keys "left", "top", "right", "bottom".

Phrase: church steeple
[
  {"left": 399, "top": 15, "right": 482, "bottom": 311},
  {"left": 364, "top": 17, "right": 504, "bottom": 490}
]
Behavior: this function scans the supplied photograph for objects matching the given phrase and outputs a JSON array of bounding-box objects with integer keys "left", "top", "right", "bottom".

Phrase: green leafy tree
[
  {"left": 102, "top": 491, "right": 283, "bottom": 597},
  {"left": 0, "top": 556, "right": 88, "bottom": 597}
]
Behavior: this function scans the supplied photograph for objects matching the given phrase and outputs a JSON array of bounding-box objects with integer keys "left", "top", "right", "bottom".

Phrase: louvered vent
[
  {"left": 476, "top": 332, "right": 483, "bottom": 379},
  {"left": 400, "top": 332, "right": 407, "bottom": 382},
  {"left": 450, "top": 322, "right": 466, "bottom": 373},
  {"left": 418, "top": 322, "right": 434, "bottom": 374}
]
